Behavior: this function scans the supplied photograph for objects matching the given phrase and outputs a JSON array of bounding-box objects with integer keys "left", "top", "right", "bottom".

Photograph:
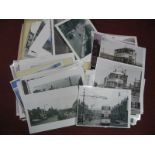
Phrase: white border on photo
[
  {"left": 140, "top": 79, "right": 145, "bottom": 114},
  {"left": 17, "top": 62, "right": 83, "bottom": 97},
  {"left": 99, "top": 37, "right": 146, "bottom": 68},
  {"left": 18, "top": 86, "right": 78, "bottom": 134},
  {"left": 19, "top": 61, "right": 82, "bottom": 88},
  {"left": 55, "top": 19, "right": 97, "bottom": 63},
  {"left": 91, "top": 31, "right": 138, "bottom": 46},
  {"left": 95, "top": 57, "right": 144, "bottom": 115},
  {"left": 90, "top": 31, "right": 139, "bottom": 68},
  {"left": 24, "top": 63, "right": 84, "bottom": 95},
  {"left": 76, "top": 86, "right": 131, "bottom": 128},
  {"left": 24, "top": 21, "right": 42, "bottom": 57},
  {"left": 28, "top": 20, "right": 55, "bottom": 57}
]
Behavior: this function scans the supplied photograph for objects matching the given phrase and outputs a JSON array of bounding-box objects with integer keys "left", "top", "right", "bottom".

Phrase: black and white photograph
[
  {"left": 23, "top": 86, "right": 78, "bottom": 133},
  {"left": 24, "top": 20, "right": 43, "bottom": 57},
  {"left": 54, "top": 19, "right": 72, "bottom": 55},
  {"left": 77, "top": 86, "right": 131, "bottom": 128},
  {"left": 99, "top": 37, "right": 146, "bottom": 67},
  {"left": 94, "top": 58, "right": 144, "bottom": 115},
  {"left": 28, "top": 20, "right": 55, "bottom": 57},
  {"left": 91, "top": 31, "right": 138, "bottom": 68},
  {"left": 56, "top": 19, "right": 97, "bottom": 61},
  {"left": 20, "top": 63, "right": 84, "bottom": 95},
  {"left": 32, "top": 75, "right": 83, "bottom": 93}
]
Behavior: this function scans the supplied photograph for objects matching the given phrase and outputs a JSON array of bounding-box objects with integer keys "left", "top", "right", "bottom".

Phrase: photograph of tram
[
  {"left": 100, "top": 106, "right": 111, "bottom": 125},
  {"left": 77, "top": 86, "right": 131, "bottom": 128},
  {"left": 99, "top": 36, "right": 145, "bottom": 67}
]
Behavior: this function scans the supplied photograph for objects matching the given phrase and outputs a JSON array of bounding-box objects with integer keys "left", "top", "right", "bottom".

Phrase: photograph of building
[
  {"left": 57, "top": 19, "right": 96, "bottom": 59},
  {"left": 94, "top": 58, "right": 144, "bottom": 115},
  {"left": 77, "top": 86, "right": 130, "bottom": 128}
]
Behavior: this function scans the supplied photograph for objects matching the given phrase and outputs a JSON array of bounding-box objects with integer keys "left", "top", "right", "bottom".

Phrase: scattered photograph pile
[{"left": 10, "top": 19, "right": 146, "bottom": 134}]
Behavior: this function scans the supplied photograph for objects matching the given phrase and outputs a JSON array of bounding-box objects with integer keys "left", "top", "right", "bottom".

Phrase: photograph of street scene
[
  {"left": 32, "top": 75, "right": 83, "bottom": 93},
  {"left": 57, "top": 19, "right": 96, "bottom": 59},
  {"left": 99, "top": 37, "right": 145, "bottom": 67},
  {"left": 91, "top": 32, "right": 137, "bottom": 69},
  {"left": 27, "top": 86, "right": 78, "bottom": 126},
  {"left": 94, "top": 58, "right": 144, "bottom": 115},
  {"left": 77, "top": 86, "right": 130, "bottom": 128}
]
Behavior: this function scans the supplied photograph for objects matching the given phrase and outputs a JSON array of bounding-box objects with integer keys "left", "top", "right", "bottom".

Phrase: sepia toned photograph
[
  {"left": 77, "top": 86, "right": 131, "bottom": 128},
  {"left": 99, "top": 37, "right": 146, "bottom": 67},
  {"left": 56, "top": 19, "right": 97, "bottom": 60},
  {"left": 91, "top": 31, "right": 138, "bottom": 69},
  {"left": 94, "top": 58, "right": 144, "bottom": 115},
  {"left": 23, "top": 86, "right": 78, "bottom": 133}
]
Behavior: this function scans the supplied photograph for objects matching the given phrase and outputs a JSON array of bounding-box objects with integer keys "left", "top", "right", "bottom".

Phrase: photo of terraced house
[{"left": 77, "top": 87, "right": 130, "bottom": 128}]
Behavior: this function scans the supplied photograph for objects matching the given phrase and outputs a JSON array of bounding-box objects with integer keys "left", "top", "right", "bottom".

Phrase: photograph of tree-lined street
[
  {"left": 26, "top": 86, "right": 79, "bottom": 127},
  {"left": 28, "top": 99, "right": 78, "bottom": 126}
]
